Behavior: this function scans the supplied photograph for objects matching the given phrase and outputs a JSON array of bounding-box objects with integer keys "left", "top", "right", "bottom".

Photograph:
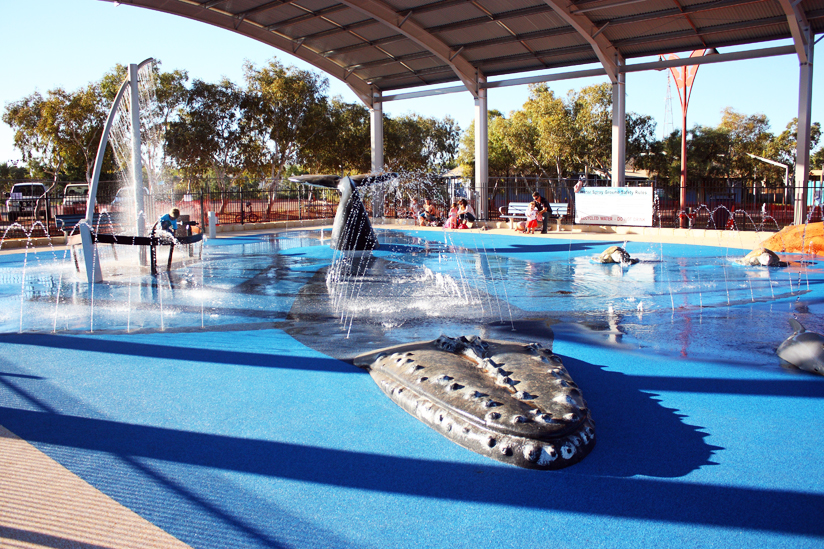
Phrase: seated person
[
  {"left": 458, "top": 199, "right": 475, "bottom": 228},
  {"left": 419, "top": 199, "right": 438, "bottom": 226},
  {"left": 159, "top": 208, "right": 180, "bottom": 235}
]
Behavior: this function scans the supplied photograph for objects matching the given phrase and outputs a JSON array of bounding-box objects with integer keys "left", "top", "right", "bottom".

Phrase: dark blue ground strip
[
  {"left": 0, "top": 333, "right": 359, "bottom": 375},
  {"left": 2, "top": 330, "right": 824, "bottom": 548},
  {"left": 0, "top": 404, "right": 823, "bottom": 538}
]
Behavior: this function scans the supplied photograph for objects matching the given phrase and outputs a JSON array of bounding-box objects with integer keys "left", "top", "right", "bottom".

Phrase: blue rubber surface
[{"left": 1, "top": 229, "right": 823, "bottom": 548}]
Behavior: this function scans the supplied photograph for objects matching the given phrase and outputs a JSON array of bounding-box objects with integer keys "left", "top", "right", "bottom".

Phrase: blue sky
[{"left": 1, "top": 0, "right": 821, "bottom": 164}]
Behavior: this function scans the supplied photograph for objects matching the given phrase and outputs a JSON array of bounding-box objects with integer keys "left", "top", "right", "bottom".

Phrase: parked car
[
  {"left": 112, "top": 186, "right": 150, "bottom": 206},
  {"left": 5, "top": 183, "right": 49, "bottom": 223},
  {"left": 61, "top": 183, "right": 89, "bottom": 214},
  {"left": 62, "top": 183, "right": 89, "bottom": 205}
]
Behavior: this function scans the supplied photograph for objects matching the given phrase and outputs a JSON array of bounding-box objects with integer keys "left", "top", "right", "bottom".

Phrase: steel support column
[
  {"left": 474, "top": 82, "right": 488, "bottom": 220},
  {"left": 370, "top": 90, "right": 384, "bottom": 173},
  {"left": 370, "top": 89, "right": 385, "bottom": 217},
  {"left": 611, "top": 59, "right": 626, "bottom": 187},
  {"left": 793, "top": 30, "right": 814, "bottom": 226}
]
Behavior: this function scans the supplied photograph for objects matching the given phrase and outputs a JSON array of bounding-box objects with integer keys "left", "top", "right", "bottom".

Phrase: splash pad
[{"left": 2, "top": 226, "right": 824, "bottom": 547}]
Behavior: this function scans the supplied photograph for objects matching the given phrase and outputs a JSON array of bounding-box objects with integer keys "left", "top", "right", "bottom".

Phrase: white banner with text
[{"left": 574, "top": 187, "right": 653, "bottom": 226}]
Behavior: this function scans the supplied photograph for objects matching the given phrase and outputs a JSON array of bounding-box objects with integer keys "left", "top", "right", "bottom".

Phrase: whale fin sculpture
[
  {"left": 289, "top": 173, "right": 396, "bottom": 251},
  {"left": 354, "top": 335, "right": 596, "bottom": 470},
  {"left": 776, "top": 319, "right": 824, "bottom": 376}
]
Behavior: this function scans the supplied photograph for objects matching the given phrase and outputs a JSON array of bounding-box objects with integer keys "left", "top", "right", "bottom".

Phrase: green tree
[
  {"left": 242, "top": 59, "right": 329, "bottom": 192},
  {"left": 166, "top": 79, "right": 250, "bottom": 200},
  {"left": 765, "top": 117, "right": 822, "bottom": 184},
  {"left": 458, "top": 110, "right": 516, "bottom": 179},
  {"left": 3, "top": 84, "right": 106, "bottom": 185},
  {"left": 305, "top": 98, "right": 371, "bottom": 175},
  {"left": 384, "top": 113, "right": 460, "bottom": 171}
]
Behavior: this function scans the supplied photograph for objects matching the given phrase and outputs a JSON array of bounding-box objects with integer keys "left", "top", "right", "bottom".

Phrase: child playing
[
  {"left": 526, "top": 201, "right": 539, "bottom": 234},
  {"left": 444, "top": 201, "right": 459, "bottom": 229}
]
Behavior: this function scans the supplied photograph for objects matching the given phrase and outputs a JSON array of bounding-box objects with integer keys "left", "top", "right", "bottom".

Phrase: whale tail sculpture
[
  {"left": 776, "top": 319, "right": 824, "bottom": 376},
  {"left": 289, "top": 173, "right": 396, "bottom": 251}
]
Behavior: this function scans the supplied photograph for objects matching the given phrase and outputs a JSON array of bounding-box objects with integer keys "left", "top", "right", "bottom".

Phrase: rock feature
[
  {"left": 777, "top": 319, "right": 824, "bottom": 376},
  {"left": 596, "top": 246, "right": 639, "bottom": 265},
  {"left": 354, "top": 335, "right": 595, "bottom": 470},
  {"left": 760, "top": 223, "right": 824, "bottom": 257},
  {"left": 736, "top": 247, "right": 786, "bottom": 267}
]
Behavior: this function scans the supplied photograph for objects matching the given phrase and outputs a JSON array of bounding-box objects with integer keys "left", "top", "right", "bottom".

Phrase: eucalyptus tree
[
  {"left": 765, "top": 117, "right": 821, "bottom": 184},
  {"left": 522, "top": 84, "right": 576, "bottom": 177},
  {"left": 564, "top": 84, "right": 613, "bottom": 175},
  {"left": 304, "top": 98, "right": 371, "bottom": 175},
  {"left": 384, "top": 113, "right": 461, "bottom": 172},
  {"left": 459, "top": 110, "right": 517, "bottom": 179},
  {"left": 2, "top": 83, "right": 106, "bottom": 185},
  {"left": 165, "top": 79, "right": 250, "bottom": 206},
  {"left": 241, "top": 59, "right": 329, "bottom": 202}
]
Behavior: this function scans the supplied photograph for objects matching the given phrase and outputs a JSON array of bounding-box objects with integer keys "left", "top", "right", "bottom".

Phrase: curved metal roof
[{"left": 104, "top": 0, "right": 823, "bottom": 104}]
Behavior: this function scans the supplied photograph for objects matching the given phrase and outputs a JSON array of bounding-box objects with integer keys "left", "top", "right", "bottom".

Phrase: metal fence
[
  {"left": 483, "top": 176, "right": 824, "bottom": 231},
  {"left": 2, "top": 176, "right": 823, "bottom": 239}
]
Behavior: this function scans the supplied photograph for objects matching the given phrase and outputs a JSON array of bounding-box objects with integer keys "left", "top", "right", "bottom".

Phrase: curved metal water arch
[{"left": 81, "top": 58, "right": 154, "bottom": 283}]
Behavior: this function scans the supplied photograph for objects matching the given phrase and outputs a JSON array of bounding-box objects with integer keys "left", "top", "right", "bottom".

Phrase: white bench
[{"left": 499, "top": 202, "right": 569, "bottom": 231}]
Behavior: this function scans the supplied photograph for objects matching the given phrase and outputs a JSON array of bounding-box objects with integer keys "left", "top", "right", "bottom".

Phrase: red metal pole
[{"left": 680, "top": 107, "right": 688, "bottom": 228}]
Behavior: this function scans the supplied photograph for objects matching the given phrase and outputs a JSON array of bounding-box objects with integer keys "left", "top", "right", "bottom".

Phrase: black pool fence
[{"left": 1, "top": 176, "right": 822, "bottom": 239}]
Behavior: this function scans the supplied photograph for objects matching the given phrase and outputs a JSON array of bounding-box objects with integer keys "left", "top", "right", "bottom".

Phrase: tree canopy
[{"left": 5, "top": 60, "right": 823, "bottom": 190}]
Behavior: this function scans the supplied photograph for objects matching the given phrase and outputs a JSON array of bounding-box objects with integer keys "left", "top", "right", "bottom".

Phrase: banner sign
[{"left": 574, "top": 187, "right": 653, "bottom": 226}]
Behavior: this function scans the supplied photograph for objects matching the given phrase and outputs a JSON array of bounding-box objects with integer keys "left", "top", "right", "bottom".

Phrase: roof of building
[{"left": 105, "top": 0, "right": 822, "bottom": 104}]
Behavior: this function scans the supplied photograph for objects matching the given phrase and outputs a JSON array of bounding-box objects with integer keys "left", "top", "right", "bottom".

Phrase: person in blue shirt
[{"left": 159, "top": 208, "right": 180, "bottom": 234}]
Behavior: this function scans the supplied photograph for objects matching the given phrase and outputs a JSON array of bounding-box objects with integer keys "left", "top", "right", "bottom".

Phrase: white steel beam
[
  {"left": 370, "top": 89, "right": 385, "bottom": 218},
  {"left": 370, "top": 89, "right": 384, "bottom": 173},
  {"left": 778, "top": 0, "right": 812, "bottom": 63},
  {"left": 379, "top": 45, "right": 797, "bottom": 102},
  {"left": 103, "top": 0, "right": 376, "bottom": 105},
  {"left": 339, "top": 0, "right": 481, "bottom": 97},
  {"left": 794, "top": 26, "right": 814, "bottom": 225},
  {"left": 611, "top": 59, "right": 626, "bottom": 187},
  {"left": 475, "top": 82, "right": 488, "bottom": 220},
  {"left": 540, "top": 0, "right": 623, "bottom": 82}
]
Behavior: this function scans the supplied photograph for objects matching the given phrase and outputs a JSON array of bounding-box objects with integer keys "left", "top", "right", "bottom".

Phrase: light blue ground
[{"left": 1, "top": 229, "right": 823, "bottom": 548}]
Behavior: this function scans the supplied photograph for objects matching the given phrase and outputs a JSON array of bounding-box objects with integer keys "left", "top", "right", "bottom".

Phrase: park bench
[
  {"left": 499, "top": 202, "right": 569, "bottom": 231},
  {"left": 55, "top": 212, "right": 119, "bottom": 236}
]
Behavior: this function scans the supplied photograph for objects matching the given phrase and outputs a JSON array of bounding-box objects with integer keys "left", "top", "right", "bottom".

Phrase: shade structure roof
[{"left": 105, "top": 0, "right": 823, "bottom": 104}]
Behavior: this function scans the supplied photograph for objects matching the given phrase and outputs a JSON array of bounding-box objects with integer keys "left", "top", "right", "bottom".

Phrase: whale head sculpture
[
  {"left": 737, "top": 247, "right": 785, "bottom": 267},
  {"left": 597, "top": 246, "right": 639, "bottom": 265},
  {"left": 777, "top": 319, "right": 824, "bottom": 376},
  {"left": 289, "top": 173, "right": 397, "bottom": 251}
]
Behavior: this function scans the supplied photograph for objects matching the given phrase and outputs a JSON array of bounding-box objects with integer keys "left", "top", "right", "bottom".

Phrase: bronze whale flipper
[{"left": 354, "top": 335, "right": 595, "bottom": 470}]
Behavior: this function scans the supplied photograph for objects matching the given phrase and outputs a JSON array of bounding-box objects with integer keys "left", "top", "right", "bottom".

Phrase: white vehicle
[
  {"left": 62, "top": 183, "right": 89, "bottom": 206},
  {"left": 112, "top": 186, "right": 150, "bottom": 205},
  {"left": 5, "top": 183, "right": 49, "bottom": 223}
]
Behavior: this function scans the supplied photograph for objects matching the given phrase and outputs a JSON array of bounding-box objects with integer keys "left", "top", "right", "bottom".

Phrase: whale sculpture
[
  {"left": 596, "top": 246, "right": 639, "bottom": 265},
  {"left": 354, "top": 335, "right": 596, "bottom": 470},
  {"left": 288, "top": 173, "right": 396, "bottom": 251},
  {"left": 776, "top": 319, "right": 824, "bottom": 376},
  {"left": 736, "top": 247, "right": 786, "bottom": 267}
]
